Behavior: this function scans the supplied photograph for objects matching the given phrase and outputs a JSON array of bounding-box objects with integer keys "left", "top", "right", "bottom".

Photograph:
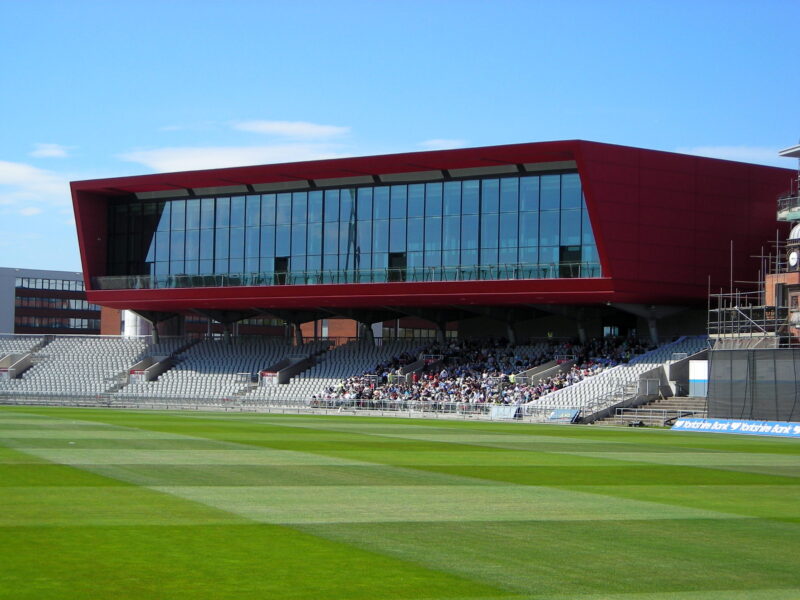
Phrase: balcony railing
[
  {"left": 92, "top": 262, "right": 602, "bottom": 291},
  {"left": 777, "top": 192, "right": 800, "bottom": 220}
]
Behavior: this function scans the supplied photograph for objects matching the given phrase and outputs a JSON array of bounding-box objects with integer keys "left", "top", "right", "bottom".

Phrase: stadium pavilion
[{"left": 70, "top": 140, "right": 794, "bottom": 345}]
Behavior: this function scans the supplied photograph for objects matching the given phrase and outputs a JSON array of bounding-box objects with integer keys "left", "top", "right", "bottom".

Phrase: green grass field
[{"left": 1, "top": 407, "right": 799, "bottom": 600}]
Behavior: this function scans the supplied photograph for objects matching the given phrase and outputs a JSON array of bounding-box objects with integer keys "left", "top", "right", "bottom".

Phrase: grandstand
[
  {"left": 0, "top": 336, "right": 186, "bottom": 397},
  {"left": 0, "top": 334, "right": 42, "bottom": 355},
  {"left": 117, "top": 337, "right": 329, "bottom": 402},
  {"left": 239, "top": 338, "right": 427, "bottom": 404},
  {"left": 522, "top": 335, "right": 708, "bottom": 417},
  {"left": 0, "top": 332, "right": 709, "bottom": 422}
]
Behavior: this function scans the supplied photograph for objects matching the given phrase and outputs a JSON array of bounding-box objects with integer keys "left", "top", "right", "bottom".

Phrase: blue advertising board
[{"left": 671, "top": 418, "right": 800, "bottom": 438}]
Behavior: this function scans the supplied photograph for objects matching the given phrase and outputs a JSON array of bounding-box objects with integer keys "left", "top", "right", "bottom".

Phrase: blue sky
[{"left": 1, "top": 0, "right": 798, "bottom": 272}]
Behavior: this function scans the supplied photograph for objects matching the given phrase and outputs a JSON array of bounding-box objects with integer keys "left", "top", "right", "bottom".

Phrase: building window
[{"left": 104, "top": 171, "right": 601, "bottom": 288}]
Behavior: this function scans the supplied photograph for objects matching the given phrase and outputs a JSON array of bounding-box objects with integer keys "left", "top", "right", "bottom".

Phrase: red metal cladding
[{"left": 71, "top": 140, "right": 795, "bottom": 313}]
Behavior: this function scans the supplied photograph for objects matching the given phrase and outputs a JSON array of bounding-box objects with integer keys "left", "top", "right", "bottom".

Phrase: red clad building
[{"left": 71, "top": 140, "right": 794, "bottom": 342}]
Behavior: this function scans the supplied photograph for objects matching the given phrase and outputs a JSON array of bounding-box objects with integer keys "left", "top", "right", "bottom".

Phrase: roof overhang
[{"left": 779, "top": 144, "right": 800, "bottom": 159}]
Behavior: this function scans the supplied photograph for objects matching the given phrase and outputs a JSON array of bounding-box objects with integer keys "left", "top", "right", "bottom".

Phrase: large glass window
[
  {"left": 443, "top": 181, "right": 461, "bottom": 215},
  {"left": 425, "top": 182, "right": 442, "bottom": 217},
  {"left": 216, "top": 198, "right": 230, "bottom": 228},
  {"left": 292, "top": 192, "right": 307, "bottom": 224},
  {"left": 390, "top": 185, "right": 407, "bottom": 219},
  {"left": 408, "top": 184, "right": 425, "bottom": 218},
  {"left": 500, "top": 178, "right": 518, "bottom": 213},
  {"left": 373, "top": 187, "right": 389, "bottom": 219},
  {"left": 324, "top": 190, "right": 339, "bottom": 222},
  {"left": 261, "top": 195, "right": 276, "bottom": 225},
  {"left": 462, "top": 180, "right": 479, "bottom": 214},
  {"left": 231, "top": 197, "right": 245, "bottom": 228},
  {"left": 481, "top": 179, "right": 499, "bottom": 214},
  {"left": 246, "top": 195, "right": 261, "bottom": 227},
  {"left": 308, "top": 191, "right": 323, "bottom": 223},
  {"left": 105, "top": 170, "right": 599, "bottom": 288},
  {"left": 187, "top": 199, "right": 201, "bottom": 229},
  {"left": 540, "top": 175, "right": 560, "bottom": 211},
  {"left": 229, "top": 228, "right": 245, "bottom": 259},
  {"left": 276, "top": 194, "right": 292, "bottom": 225}
]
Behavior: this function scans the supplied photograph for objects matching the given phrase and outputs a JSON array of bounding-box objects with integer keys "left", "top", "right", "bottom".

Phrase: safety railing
[{"left": 92, "top": 262, "right": 602, "bottom": 290}]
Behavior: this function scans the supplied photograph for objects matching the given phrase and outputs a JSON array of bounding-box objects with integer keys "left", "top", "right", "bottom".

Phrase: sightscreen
[{"left": 708, "top": 349, "right": 800, "bottom": 421}]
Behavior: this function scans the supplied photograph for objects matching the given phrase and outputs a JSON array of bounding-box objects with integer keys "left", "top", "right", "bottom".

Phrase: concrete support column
[
  {"left": 223, "top": 323, "right": 232, "bottom": 345},
  {"left": 648, "top": 317, "right": 659, "bottom": 346},
  {"left": 577, "top": 321, "right": 588, "bottom": 344},
  {"left": 505, "top": 322, "right": 517, "bottom": 345},
  {"left": 360, "top": 322, "right": 375, "bottom": 344},
  {"left": 294, "top": 323, "right": 304, "bottom": 345},
  {"left": 435, "top": 322, "right": 447, "bottom": 344},
  {"left": 123, "top": 310, "right": 151, "bottom": 338},
  {"left": 371, "top": 322, "right": 382, "bottom": 345}
]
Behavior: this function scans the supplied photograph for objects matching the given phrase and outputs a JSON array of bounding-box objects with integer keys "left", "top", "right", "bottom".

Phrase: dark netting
[{"left": 708, "top": 349, "right": 800, "bottom": 421}]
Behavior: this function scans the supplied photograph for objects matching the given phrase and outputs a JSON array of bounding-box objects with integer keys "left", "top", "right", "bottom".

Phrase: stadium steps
[{"left": 597, "top": 396, "right": 709, "bottom": 427}]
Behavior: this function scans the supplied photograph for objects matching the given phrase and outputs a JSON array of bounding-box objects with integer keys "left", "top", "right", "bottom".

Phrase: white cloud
[
  {"left": 0, "top": 160, "right": 72, "bottom": 208},
  {"left": 676, "top": 145, "right": 795, "bottom": 167},
  {"left": 233, "top": 120, "right": 350, "bottom": 139},
  {"left": 19, "top": 207, "right": 43, "bottom": 216},
  {"left": 30, "top": 143, "right": 71, "bottom": 158},
  {"left": 118, "top": 144, "right": 350, "bottom": 173},
  {"left": 418, "top": 138, "right": 468, "bottom": 151}
]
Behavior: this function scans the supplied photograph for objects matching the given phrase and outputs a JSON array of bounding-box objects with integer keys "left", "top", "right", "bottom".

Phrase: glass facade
[
  {"left": 16, "top": 277, "right": 86, "bottom": 291},
  {"left": 103, "top": 172, "right": 600, "bottom": 289},
  {"left": 14, "top": 316, "right": 100, "bottom": 331}
]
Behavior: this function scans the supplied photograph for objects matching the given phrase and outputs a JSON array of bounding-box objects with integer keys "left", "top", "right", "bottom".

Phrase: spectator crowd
[{"left": 314, "top": 337, "right": 652, "bottom": 407}]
